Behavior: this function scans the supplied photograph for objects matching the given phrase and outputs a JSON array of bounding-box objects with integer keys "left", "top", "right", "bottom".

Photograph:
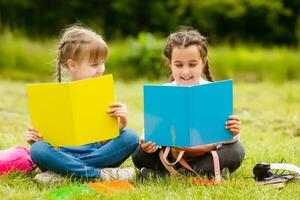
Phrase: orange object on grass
[
  {"left": 85, "top": 180, "right": 135, "bottom": 194},
  {"left": 192, "top": 179, "right": 221, "bottom": 185}
]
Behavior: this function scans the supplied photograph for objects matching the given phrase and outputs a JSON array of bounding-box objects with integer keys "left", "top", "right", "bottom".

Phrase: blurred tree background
[{"left": 0, "top": 0, "right": 299, "bottom": 81}]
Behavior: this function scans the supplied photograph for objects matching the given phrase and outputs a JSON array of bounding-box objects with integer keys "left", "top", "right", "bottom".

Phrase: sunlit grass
[{"left": 0, "top": 79, "right": 300, "bottom": 199}]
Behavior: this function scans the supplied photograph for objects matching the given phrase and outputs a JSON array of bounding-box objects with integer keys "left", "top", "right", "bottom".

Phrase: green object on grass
[{"left": 44, "top": 184, "right": 97, "bottom": 200}]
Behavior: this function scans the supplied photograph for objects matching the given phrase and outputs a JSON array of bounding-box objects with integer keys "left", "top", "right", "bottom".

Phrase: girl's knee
[
  {"left": 30, "top": 141, "right": 51, "bottom": 162},
  {"left": 222, "top": 142, "right": 245, "bottom": 172},
  {"left": 232, "top": 142, "right": 245, "bottom": 162},
  {"left": 120, "top": 128, "right": 139, "bottom": 146},
  {"left": 131, "top": 145, "right": 145, "bottom": 169}
]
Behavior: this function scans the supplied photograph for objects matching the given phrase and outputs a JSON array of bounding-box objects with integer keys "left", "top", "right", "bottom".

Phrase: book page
[
  {"left": 189, "top": 80, "right": 234, "bottom": 146},
  {"left": 144, "top": 85, "right": 190, "bottom": 147},
  {"left": 70, "top": 75, "right": 119, "bottom": 145}
]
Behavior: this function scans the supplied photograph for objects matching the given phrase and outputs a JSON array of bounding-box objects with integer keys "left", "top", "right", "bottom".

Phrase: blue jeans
[{"left": 30, "top": 128, "right": 139, "bottom": 178}]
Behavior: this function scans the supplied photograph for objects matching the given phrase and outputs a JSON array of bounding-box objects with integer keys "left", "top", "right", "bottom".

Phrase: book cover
[
  {"left": 27, "top": 74, "right": 119, "bottom": 147},
  {"left": 144, "top": 80, "right": 233, "bottom": 147}
]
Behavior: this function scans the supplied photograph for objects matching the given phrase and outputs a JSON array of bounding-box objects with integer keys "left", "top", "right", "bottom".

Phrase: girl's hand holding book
[
  {"left": 107, "top": 102, "right": 128, "bottom": 131},
  {"left": 26, "top": 127, "right": 43, "bottom": 145},
  {"left": 225, "top": 115, "right": 240, "bottom": 136},
  {"left": 140, "top": 139, "right": 158, "bottom": 153}
]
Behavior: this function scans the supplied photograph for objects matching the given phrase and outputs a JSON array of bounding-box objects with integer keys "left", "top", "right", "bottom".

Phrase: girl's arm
[{"left": 107, "top": 102, "right": 128, "bottom": 131}]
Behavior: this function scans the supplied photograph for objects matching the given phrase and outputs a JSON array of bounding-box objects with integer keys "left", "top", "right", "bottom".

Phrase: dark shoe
[
  {"left": 221, "top": 167, "right": 230, "bottom": 179},
  {"left": 140, "top": 167, "right": 167, "bottom": 180}
]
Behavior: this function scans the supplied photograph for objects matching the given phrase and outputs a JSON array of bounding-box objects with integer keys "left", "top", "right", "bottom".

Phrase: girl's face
[
  {"left": 67, "top": 55, "right": 105, "bottom": 81},
  {"left": 170, "top": 45, "right": 206, "bottom": 86}
]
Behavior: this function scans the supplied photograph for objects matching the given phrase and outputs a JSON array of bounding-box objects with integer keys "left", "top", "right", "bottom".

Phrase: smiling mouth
[{"left": 180, "top": 76, "right": 193, "bottom": 81}]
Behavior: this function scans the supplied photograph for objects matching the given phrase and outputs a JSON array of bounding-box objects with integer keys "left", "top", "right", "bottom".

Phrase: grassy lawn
[{"left": 0, "top": 79, "right": 300, "bottom": 199}]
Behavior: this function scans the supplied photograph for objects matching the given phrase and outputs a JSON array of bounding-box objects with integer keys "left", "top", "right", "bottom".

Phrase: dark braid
[
  {"left": 204, "top": 62, "right": 213, "bottom": 82},
  {"left": 56, "top": 62, "right": 62, "bottom": 82}
]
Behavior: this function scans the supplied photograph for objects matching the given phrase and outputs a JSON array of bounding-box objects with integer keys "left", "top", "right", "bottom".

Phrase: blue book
[{"left": 144, "top": 80, "right": 234, "bottom": 147}]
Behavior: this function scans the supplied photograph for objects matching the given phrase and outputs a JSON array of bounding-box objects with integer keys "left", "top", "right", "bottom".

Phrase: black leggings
[{"left": 132, "top": 142, "right": 245, "bottom": 176}]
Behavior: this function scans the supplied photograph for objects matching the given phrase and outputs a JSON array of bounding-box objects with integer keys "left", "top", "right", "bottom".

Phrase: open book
[
  {"left": 26, "top": 74, "right": 119, "bottom": 147},
  {"left": 144, "top": 80, "right": 234, "bottom": 147}
]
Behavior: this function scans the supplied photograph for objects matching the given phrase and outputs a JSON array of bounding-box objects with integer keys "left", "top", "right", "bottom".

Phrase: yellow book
[{"left": 26, "top": 74, "right": 119, "bottom": 147}]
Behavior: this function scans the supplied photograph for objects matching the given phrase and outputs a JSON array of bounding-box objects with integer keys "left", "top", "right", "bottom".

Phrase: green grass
[
  {"left": 0, "top": 32, "right": 56, "bottom": 81},
  {"left": 0, "top": 79, "right": 300, "bottom": 199},
  {"left": 209, "top": 45, "right": 300, "bottom": 82}
]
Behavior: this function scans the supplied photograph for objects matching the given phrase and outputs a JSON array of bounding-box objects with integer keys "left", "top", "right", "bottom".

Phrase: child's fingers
[
  {"left": 26, "top": 135, "right": 32, "bottom": 141},
  {"left": 145, "top": 143, "right": 155, "bottom": 150},
  {"left": 151, "top": 145, "right": 158, "bottom": 152},
  {"left": 27, "top": 128, "right": 42, "bottom": 139},
  {"left": 107, "top": 108, "right": 127, "bottom": 116},
  {"left": 28, "top": 127, "right": 39, "bottom": 133},
  {"left": 28, "top": 131, "right": 42, "bottom": 138},
  {"left": 26, "top": 136, "right": 39, "bottom": 144},
  {"left": 108, "top": 110, "right": 127, "bottom": 117},
  {"left": 226, "top": 124, "right": 240, "bottom": 130},
  {"left": 115, "top": 110, "right": 128, "bottom": 115},
  {"left": 31, "top": 136, "right": 39, "bottom": 142},
  {"left": 145, "top": 144, "right": 157, "bottom": 153},
  {"left": 107, "top": 108, "right": 117, "bottom": 113},
  {"left": 141, "top": 143, "right": 147, "bottom": 151},
  {"left": 27, "top": 131, "right": 35, "bottom": 137},
  {"left": 107, "top": 108, "right": 121, "bottom": 113},
  {"left": 107, "top": 103, "right": 127, "bottom": 115},
  {"left": 225, "top": 120, "right": 240, "bottom": 126},
  {"left": 145, "top": 142, "right": 156, "bottom": 150},
  {"left": 229, "top": 115, "right": 239, "bottom": 120},
  {"left": 109, "top": 103, "right": 126, "bottom": 108},
  {"left": 147, "top": 145, "right": 157, "bottom": 153},
  {"left": 27, "top": 133, "right": 40, "bottom": 141},
  {"left": 141, "top": 141, "right": 153, "bottom": 149},
  {"left": 141, "top": 142, "right": 151, "bottom": 148},
  {"left": 35, "top": 132, "right": 42, "bottom": 138},
  {"left": 28, "top": 135, "right": 42, "bottom": 142},
  {"left": 229, "top": 127, "right": 240, "bottom": 133},
  {"left": 141, "top": 141, "right": 157, "bottom": 153},
  {"left": 109, "top": 102, "right": 123, "bottom": 107},
  {"left": 150, "top": 144, "right": 158, "bottom": 152}
]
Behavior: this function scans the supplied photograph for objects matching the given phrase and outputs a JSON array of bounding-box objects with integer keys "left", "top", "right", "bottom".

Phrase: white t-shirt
[{"left": 163, "top": 77, "right": 209, "bottom": 86}]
